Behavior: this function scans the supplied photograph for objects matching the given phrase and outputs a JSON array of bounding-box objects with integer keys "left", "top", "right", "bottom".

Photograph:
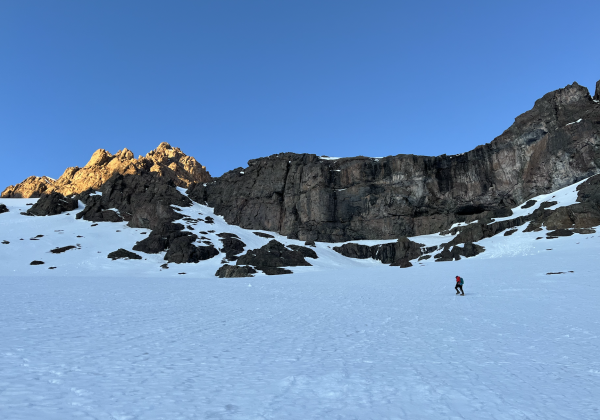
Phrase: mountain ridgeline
[{"left": 4, "top": 80, "right": 600, "bottom": 244}]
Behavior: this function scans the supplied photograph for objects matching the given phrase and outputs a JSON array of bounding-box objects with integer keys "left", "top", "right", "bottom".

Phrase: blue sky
[{"left": 1, "top": 1, "right": 599, "bottom": 186}]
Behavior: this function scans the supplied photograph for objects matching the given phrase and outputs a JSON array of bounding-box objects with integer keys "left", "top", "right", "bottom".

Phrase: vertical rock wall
[{"left": 189, "top": 81, "right": 600, "bottom": 241}]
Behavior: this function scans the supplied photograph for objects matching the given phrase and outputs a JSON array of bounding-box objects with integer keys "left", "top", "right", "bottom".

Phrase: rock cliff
[
  {"left": 1, "top": 142, "right": 210, "bottom": 198},
  {"left": 189, "top": 81, "right": 600, "bottom": 241}
]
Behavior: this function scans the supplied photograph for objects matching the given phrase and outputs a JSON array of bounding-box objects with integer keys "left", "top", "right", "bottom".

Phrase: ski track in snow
[{"left": 1, "top": 182, "right": 600, "bottom": 419}]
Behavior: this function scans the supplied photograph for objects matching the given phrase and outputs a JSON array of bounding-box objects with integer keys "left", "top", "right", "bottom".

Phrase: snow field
[
  {"left": 1, "top": 231, "right": 600, "bottom": 419},
  {"left": 1, "top": 179, "right": 600, "bottom": 418}
]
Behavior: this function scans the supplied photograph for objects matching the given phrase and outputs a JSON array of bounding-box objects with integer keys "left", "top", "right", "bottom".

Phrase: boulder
[
  {"left": 287, "top": 244, "right": 318, "bottom": 259},
  {"left": 546, "top": 229, "right": 574, "bottom": 237},
  {"left": 434, "top": 242, "right": 485, "bottom": 262},
  {"left": 107, "top": 249, "right": 143, "bottom": 260},
  {"left": 333, "top": 237, "right": 423, "bottom": 267},
  {"left": 262, "top": 267, "right": 293, "bottom": 275},
  {"left": 0, "top": 204, "right": 8, "bottom": 214},
  {"left": 215, "top": 264, "right": 257, "bottom": 278},
  {"left": 236, "top": 240, "right": 311, "bottom": 273},
  {"left": 50, "top": 245, "right": 77, "bottom": 254}
]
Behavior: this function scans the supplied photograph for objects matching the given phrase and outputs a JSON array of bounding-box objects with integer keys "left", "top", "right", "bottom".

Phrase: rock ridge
[{"left": 2, "top": 142, "right": 210, "bottom": 198}]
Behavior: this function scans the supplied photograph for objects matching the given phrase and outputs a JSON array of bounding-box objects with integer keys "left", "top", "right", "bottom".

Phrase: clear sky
[{"left": 1, "top": 0, "right": 599, "bottom": 186}]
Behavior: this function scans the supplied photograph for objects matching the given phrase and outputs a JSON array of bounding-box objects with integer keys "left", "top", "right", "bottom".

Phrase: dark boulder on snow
[
  {"left": 434, "top": 242, "right": 485, "bottom": 262},
  {"left": 25, "top": 192, "right": 78, "bottom": 216},
  {"left": 107, "top": 249, "right": 143, "bottom": 260},
  {"left": 50, "top": 245, "right": 77, "bottom": 254},
  {"left": 333, "top": 237, "right": 423, "bottom": 267},
  {"left": 215, "top": 264, "right": 257, "bottom": 278},
  {"left": 30, "top": 260, "right": 44, "bottom": 265},
  {"left": 287, "top": 244, "right": 318, "bottom": 259},
  {"left": 0, "top": 204, "right": 8, "bottom": 214},
  {"left": 546, "top": 229, "right": 574, "bottom": 237},
  {"left": 236, "top": 240, "right": 311, "bottom": 274},
  {"left": 262, "top": 267, "right": 293, "bottom": 275}
]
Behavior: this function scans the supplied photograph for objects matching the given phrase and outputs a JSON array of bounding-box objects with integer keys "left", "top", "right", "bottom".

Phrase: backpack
[{"left": 459, "top": 277, "right": 464, "bottom": 286}]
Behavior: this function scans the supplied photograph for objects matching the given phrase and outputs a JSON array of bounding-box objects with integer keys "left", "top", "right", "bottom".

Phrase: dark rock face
[
  {"left": 287, "top": 245, "right": 318, "bottom": 259},
  {"left": 107, "top": 249, "right": 143, "bottom": 260},
  {"left": 76, "top": 173, "right": 191, "bottom": 232},
  {"left": 333, "top": 237, "right": 424, "bottom": 267},
  {"left": 26, "top": 192, "right": 78, "bottom": 216},
  {"left": 236, "top": 240, "right": 311, "bottom": 273},
  {"left": 188, "top": 81, "right": 600, "bottom": 242},
  {"left": 0, "top": 204, "right": 8, "bottom": 214},
  {"left": 215, "top": 264, "right": 257, "bottom": 278}
]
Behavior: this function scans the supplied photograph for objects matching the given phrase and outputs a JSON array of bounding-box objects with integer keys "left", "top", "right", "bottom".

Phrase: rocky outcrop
[
  {"left": 76, "top": 172, "right": 191, "bottom": 232},
  {"left": 1, "top": 176, "right": 54, "bottom": 198},
  {"left": 236, "top": 240, "right": 311, "bottom": 273},
  {"left": 446, "top": 173, "right": 600, "bottom": 243},
  {"left": 2, "top": 143, "right": 210, "bottom": 198},
  {"left": 217, "top": 233, "right": 246, "bottom": 261},
  {"left": 188, "top": 81, "right": 600, "bottom": 242},
  {"left": 434, "top": 242, "right": 485, "bottom": 262},
  {"left": 215, "top": 264, "right": 257, "bottom": 278},
  {"left": 333, "top": 237, "right": 424, "bottom": 268},
  {"left": 287, "top": 244, "right": 318, "bottom": 259},
  {"left": 107, "top": 249, "right": 143, "bottom": 260},
  {"left": 164, "top": 235, "right": 219, "bottom": 264},
  {"left": 25, "top": 192, "right": 78, "bottom": 216},
  {"left": 0, "top": 204, "right": 8, "bottom": 214}
]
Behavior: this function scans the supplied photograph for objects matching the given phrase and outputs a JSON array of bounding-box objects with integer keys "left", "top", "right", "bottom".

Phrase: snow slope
[{"left": 1, "top": 181, "right": 600, "bottom": 419}]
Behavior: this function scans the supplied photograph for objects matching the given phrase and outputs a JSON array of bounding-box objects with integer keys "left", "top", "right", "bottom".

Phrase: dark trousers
[{"left": 455, "top": 284, "right": 464, "bottom": 294}]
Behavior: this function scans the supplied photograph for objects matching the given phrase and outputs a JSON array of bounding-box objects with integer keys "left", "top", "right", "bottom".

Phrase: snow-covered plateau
[{"left": 1, "top": 180, "right": 599, "bottom": 419}]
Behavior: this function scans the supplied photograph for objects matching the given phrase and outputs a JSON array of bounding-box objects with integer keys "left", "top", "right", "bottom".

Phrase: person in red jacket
[{"left": 455, "top": 276, "right": 464, "bottom": 295}]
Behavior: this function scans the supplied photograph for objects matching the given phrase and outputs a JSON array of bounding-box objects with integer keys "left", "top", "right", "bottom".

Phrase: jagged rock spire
[{"left": 1, "top": 144, "right": 211, "bottom": 198}]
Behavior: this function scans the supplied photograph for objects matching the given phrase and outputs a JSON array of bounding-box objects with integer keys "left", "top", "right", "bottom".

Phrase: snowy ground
[{"left": 1, "top": 183, "right": 600, "bottom": 419}]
